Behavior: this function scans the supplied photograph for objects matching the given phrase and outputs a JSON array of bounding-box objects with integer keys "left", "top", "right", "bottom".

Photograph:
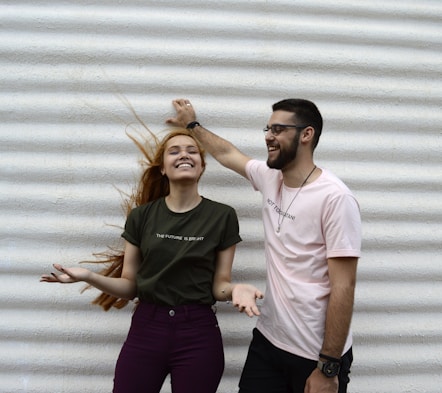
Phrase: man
[{"left": 166, "top": 98, "right": 361, "bottom": 393}]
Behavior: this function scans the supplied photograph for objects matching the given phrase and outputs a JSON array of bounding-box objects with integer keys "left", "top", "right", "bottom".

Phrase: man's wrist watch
[
  {"left": 186, "top": 121, "right": 201, "bottom": 129},
  {"left": 317, "top": 353, "right": 341, "bottom": 378}
]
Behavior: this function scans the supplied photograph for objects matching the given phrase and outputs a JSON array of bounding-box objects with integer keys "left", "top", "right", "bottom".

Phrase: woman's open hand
[
  {"left": 40, "top": 264, "right": 91, "bottom": 284},
  {"left": 231, "top": 284, "right": 264, "bottom": 317}
]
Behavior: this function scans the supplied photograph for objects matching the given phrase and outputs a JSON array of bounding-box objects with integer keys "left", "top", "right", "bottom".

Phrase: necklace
[{"left": 276, "top": 165, "right": 316, "bottom": 233}]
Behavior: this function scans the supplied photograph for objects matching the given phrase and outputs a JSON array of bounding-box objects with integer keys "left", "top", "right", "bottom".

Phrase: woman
[{"left": 41, "top": 127, "right": 263, "bottom": 393}]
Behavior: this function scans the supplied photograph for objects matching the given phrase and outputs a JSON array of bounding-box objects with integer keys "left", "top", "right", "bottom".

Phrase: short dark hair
[{"left": 272, "top": 98, "right": 323, "bottom": 150}]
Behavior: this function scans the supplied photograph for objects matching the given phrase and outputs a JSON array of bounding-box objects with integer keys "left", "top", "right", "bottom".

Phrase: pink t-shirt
[{"left": 246, "top": 159, "right": 362, "bottom": 360}]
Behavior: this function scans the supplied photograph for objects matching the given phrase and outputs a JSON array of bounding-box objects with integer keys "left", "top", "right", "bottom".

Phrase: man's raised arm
[{"left": 166, "top": 98, "right": 251, "bottom": 178}]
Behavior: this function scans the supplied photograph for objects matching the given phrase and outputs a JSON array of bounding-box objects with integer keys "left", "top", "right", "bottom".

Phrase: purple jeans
[{"left": 113, "top": 302, "right": 224, "bottom": 393}]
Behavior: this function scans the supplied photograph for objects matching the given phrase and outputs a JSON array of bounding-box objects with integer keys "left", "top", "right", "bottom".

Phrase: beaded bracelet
[{"left": 221, "top": 288, "right": 231, "bottom": 304}]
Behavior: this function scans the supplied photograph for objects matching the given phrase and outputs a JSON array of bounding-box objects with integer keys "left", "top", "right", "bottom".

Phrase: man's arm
[
  {"left": 322, "top": 256, "right": 358, "bottom": 357},
  {"left": 166, "top": 98, "right": 251, "bottom": 178},
  {"left": 305, "top": 256, "right": 358, "bottom": 393}
]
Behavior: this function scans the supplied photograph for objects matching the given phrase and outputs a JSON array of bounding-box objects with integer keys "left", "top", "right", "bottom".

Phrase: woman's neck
[{"left": 165, "top": 188, "right": 202, "bottom": 213}]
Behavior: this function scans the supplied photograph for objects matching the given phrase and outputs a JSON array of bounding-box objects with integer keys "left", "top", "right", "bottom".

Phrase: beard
[{"left": 267, "top": 131, "right": 300, "bottom": 170}]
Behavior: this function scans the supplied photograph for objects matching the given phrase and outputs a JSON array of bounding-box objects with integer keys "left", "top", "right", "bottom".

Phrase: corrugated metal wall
[{"left": 1, "top": 1, "right": 441, "bottom": 392}]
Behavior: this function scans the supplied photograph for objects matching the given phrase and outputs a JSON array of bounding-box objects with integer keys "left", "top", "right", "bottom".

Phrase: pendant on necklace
[{"left": 276, "top": 226, "right": 280, "bottom": 233}]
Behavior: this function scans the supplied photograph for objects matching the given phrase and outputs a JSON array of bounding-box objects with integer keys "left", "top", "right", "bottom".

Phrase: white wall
[{"left": 1, "top": 1, "right": 441, "bottom": 392}]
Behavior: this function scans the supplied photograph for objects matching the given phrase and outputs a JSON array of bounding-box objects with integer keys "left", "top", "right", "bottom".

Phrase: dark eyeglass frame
[{"left": 263, "top": 124, "right": 310, "bottom": 136}]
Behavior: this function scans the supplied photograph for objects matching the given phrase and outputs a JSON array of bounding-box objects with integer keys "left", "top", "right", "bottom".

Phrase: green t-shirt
[{"left": 122, "top": 197, "right": 242, "bottom": 306}]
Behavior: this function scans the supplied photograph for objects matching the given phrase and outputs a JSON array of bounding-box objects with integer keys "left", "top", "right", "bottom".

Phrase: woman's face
[{"left": 161, "top": 135, "right": 205, "bottom": 182}]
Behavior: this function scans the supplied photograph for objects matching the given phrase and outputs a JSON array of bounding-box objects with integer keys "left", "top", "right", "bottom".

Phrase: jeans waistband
[{"left": 135, "top": 302, "right": 216, "bottom": 322}]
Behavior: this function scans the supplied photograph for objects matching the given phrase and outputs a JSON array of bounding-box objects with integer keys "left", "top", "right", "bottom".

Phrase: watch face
[{"left": 324, "top": 361, "right": 340, "bottom": 377}]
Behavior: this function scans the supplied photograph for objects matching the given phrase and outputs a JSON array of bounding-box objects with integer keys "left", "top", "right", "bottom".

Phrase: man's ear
[{"left": 301, "top": 126, "right": 315, "bottom": 143}]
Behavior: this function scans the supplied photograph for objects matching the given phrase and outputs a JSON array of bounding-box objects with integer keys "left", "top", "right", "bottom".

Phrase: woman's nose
[{"left": 179, "top": 149, "right": 190, "bottom": 159}]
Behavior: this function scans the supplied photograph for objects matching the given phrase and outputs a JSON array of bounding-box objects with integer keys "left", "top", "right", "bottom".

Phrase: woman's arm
[
  {"left": 212, "top": 244, "right": 263, "bottom": 317},
  {"left": 40, "top": 240, "right": 141, "bottom": 300}
]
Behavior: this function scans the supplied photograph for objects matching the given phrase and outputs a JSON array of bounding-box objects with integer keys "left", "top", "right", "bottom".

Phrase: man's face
[{"left": 265, "top": 110, "right": 301, "bottom": 170}]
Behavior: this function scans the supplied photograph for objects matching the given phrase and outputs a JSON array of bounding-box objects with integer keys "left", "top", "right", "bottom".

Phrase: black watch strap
[
  {"left": 186, "top": 121, "right": 201, "bottom": 129},
  {"left": 319, "top": 353, "right": 342, "bottom": 363}
]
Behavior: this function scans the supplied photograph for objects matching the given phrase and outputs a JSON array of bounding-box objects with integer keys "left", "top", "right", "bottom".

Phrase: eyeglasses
[{"left": 263, "top": 124, "right": 309, "bottom": 136}]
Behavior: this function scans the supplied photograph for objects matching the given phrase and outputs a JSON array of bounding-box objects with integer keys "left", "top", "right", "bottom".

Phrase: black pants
[{"left": 239, "top": 328, "right": 353, "bottom": 393}]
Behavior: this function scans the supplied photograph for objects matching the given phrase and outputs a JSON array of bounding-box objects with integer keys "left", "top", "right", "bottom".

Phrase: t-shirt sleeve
[
  {"left": 245, "top": 159, "right": 264, "bottom": 191},
  {"left": 324, "top": 194, "right": 362, "bottom": 259},
  {"left": 121, "top": 206, "right": 144, "bottom": 247},
  {"left": 217, "top": 206, "right": 242, "bottom": 251}
]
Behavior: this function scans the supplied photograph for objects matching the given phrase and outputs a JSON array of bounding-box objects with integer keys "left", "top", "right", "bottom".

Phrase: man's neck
[{"left": 282, "top": 162, "right": 318, "bottom": 188}]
